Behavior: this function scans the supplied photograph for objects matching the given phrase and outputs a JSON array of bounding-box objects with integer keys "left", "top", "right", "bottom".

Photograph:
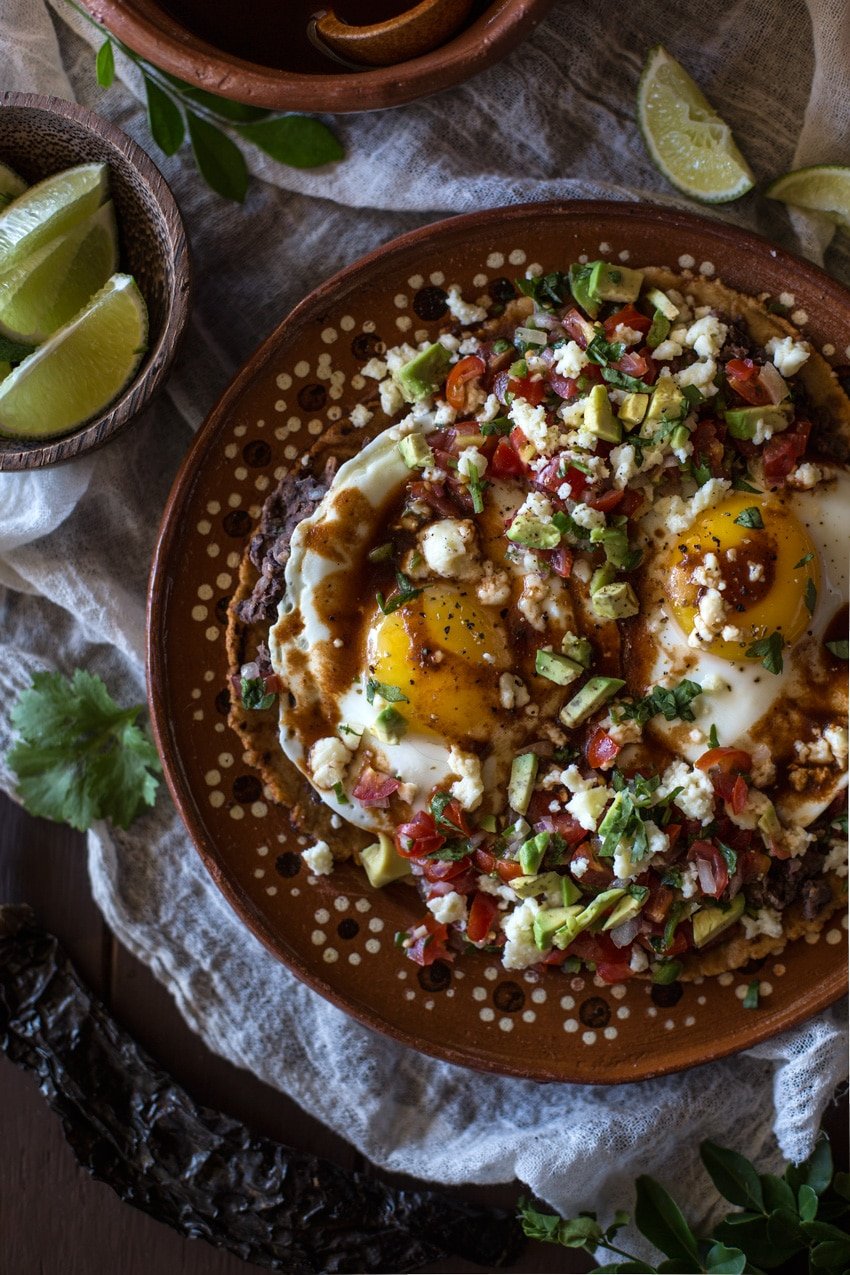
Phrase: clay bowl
[
  {"left": 84, "top": 0, "right": 555, "bottom": 114},
  {"left": 148, "top": 200, "right": 848, "bottom": 1084},
  {"left": 0, "top": 93, "right": 190, "bottom": 471}
]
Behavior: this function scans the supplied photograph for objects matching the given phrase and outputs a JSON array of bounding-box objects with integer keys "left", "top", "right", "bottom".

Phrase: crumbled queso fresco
[{"left": 272, "top": 258, "right": 849, "bottom": 985}]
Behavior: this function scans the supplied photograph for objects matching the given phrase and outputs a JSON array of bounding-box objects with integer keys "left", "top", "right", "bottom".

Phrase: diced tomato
[
  {"left": 408, "top": 479, "right": 462, "bottom": 518},
  {"left": 431, "top": 796, "right": 473, "bottom": 837},
  {"left": 603, "top": 305, "right": 652, "bottom": 338},
  {"left": 535, "top": 456, "right": 589, "bottom": 499},
  {"left": 596, "top": 960, "right": 636, "bottom": 985},
  {"left": 585, "top": 487, "right": 625, "bottom": 513},
  {"left": 569, "top": 845, "right": 612, "bottom": 891},
  {"left": 494, "top": 859, "right": 525, "bottom": 882},
  {"left": 508, "top": 374, "right": 546, "bottom": 405},
  {"left": 490, "top": 438, "right": 525, "bottom": 478},
  {"left": 562, "top": 308, "right": 593, "bottom": 348},
  {"left": 352, "top": 766, "right": 401, "bottom": 808},
  {"left": 472, "top": 846, "right": 524, "bottom": 882},
  {"left": 586, "top": 727, "right": 621, "bottom": 769},
  {"left": 689, "top": 840, "right": 729, "bottom": 899},
  {"left": 548, "top": 372, "right": 579, "bottom": 400},
  {"left": 739, "top": 847, "right": 772, "bottom": 882},
  {"left": 425, "top": 868, "right": 478, "bottom": 895},
  {"left": 421, "top": 855, "right": 473, "bottom": 882},
  {"left": 729, "top": 774, "right": 749, "bottom": 815},
  {"left": 466, "top": 891, "right": 501, "bottom": 944},
  {"left": 726, "top": 358, "right": 773, "bottom": 406},
  {"left": 618, "top": 488, "right": 645, "bottom": 518},
  {"left": 643, "top": 882, "right": 674, "bottom": 925},
  {"left": 690, "top": 419, "right": 726, "bottom": 477},
  {"left": 695, "top": 747, "right": 753, "bottom": 774},
  {"left": 564, "top": 931, "right": 627, "bottom": 971},
  {"left": 446, "top": 355, "right": 485, "bottom": 411},
  {"left": 763, "top": 418, "right": 812, "bottom": 483},
  {"left": 395, "top": 817, "right": 445, "bottom": 861},
  {"left": 549, "top": 545, "right": 574, "bottom": 578},
  {"left": 405, "top": 915, "right": 452, "bottom": 967},
  {"left": 614, "top": 350, "right": 653, "bottom": 381},
  {"left": 665, "top": 823, "right": 683, "bottom": 850}
]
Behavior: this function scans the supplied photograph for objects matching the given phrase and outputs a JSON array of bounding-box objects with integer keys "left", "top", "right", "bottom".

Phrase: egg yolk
[
  {"left": 367, "top": 585, "right": 509, "bottom": 739},
  {"left": 666, "top": 493, "right": 820, "bottom": 661}
]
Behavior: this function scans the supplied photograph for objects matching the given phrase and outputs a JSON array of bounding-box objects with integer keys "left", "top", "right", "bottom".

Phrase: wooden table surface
[{"left": 1, "top": 789, "right": 845, "bottom": 1275}]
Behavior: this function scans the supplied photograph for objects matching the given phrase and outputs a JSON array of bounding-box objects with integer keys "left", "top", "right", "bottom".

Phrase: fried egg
[{"left": 632, "top": 469, "right": 850, "bottom": 823}]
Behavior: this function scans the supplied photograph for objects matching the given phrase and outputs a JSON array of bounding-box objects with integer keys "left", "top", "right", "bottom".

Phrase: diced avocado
[
  {"left": 535, "top": 648, "right": 584, "bottom": 687},
  {"left": 506, "top": 511, "right": 561, "bottom": 550},
  {"left": 757, "top": 799, "right": 782, "bottom": 844},
  {"left": 552, "top": 888, "right": 626, "bottom": 949},
  {"left": 652, "top": 959, "right": 683, "bottom": 984},
  {"left": 601, "top": 891, "right": 647, "bottom": 931},
  {"left": 724, "top": 403, "right": 792, "bottom": 441},
  {"left": 395, "top": 342, "right": 452, "bottom": 403},
  {"left": 645, "top": 377, "right": 685, "bottom": 423},
  {"left": 397, "top": 432, "right": 433, "bottom": 469},
  {"left": 588, "top": 261, "right": 644, "bottom": 304},
  {"left": 646, "top": 310, "right": 671, "bottom": 349},
  {"left": 534, "top": 905, "right": 582, "bottom": 950},
  {"left": 597, "top": 790, "right": 626, "bottom": 842},
  {"left": 618, "top": 392, "right": 649, "bottom": 429},
  {"left": 569, "top": 262, "right": 601, "bottom": 319},
  {"left": 645, "top": 287, "right": 679, "bottom": 320},
  {"left": 692, "top": 894, "right": 746, "bottom": 949},
  {"left": 373, "top": 706, "right": 407, "bottom": 744},
  {"left": 559, "top": 676, "right": 626, "bottom": 728},
  {"left": 590, "top": 562, "right": 617, "bottom": 595},
  {"left": 454, "top": 431, "right": 486, "bottom": 448},
  {"left": 512, "top": 871, "right": 559, "bottom": 898},
  {"left": 561, "top": 631, "right": 593, "bottom": 667},
  {"left": 592, "top": 581, "right": 641, "bottom": 620},
  {"left": 669, "top": 424, "right": 691, "bottom": 453},
  {"left": 360, "top": 833, "right": 412, "bottom": 889},
  {"left": 561, "top": 874, "right": 584, "bottom": 906},
  {"left": 478, "top": 813, "right": 498, "bottom": 834},
  {"left": 584, "top": 383, "right": 622, "bottom": 443},
  {"left": 508, "top": 752, "right": 539, "bottom": 815},
  {"left": 519, "top": 831, "right": 550, "bottom": 875},
  {"left": 590, "top": 523, "right": 634, "bottom": 570}
]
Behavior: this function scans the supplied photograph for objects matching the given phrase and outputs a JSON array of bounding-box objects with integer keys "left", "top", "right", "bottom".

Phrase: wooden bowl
[
  {"left": 83, "top": 0, "right": 556, "bottom": 114},
  {"left": 0, "top": 93, "right": 190, "bottom": 471},
  {"left": 148, "top": 200, "right": 848, "bottom": 1084}
]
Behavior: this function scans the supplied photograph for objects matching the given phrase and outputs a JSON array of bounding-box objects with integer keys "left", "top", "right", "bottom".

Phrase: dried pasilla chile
[{"left": 0, "top": 907, "right": 522, "bottom": 1274}]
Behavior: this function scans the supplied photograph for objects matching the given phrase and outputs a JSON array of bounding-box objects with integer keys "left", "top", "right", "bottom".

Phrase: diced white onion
[
  {"left": 240, "top": 661, "right": 260, "bottom": 680},
  {"left": 610, "top": 916, "right": 641, "bottom": 947},
  {"left": 757, "top": 361, "right": 789, "bottom": 405},
  {"left": 515, "top": 326, "right": 548, "bottom": 347}
]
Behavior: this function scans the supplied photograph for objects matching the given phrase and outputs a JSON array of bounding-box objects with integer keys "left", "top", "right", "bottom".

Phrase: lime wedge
[
  {"left": 0, "top": 163, "right": 108, "bottom": 274},
  {"left": 0, "top": 161, "right": 27, "bottom": 208},
  {"left": 0, "top": 201, "right": 119, "bottom": 343},
  {"left": 765, "top": 166, "right": 850, "bottom": 230},
  {"left": 0, "top": 273, "right": 148, "bottom": 438},
  {"left": 637, "top": 45, "right": 755, "bottom": 204}
]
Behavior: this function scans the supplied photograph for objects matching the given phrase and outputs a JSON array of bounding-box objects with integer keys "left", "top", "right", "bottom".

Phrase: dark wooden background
[{"left": 1, "top": 789, "right": 845, "bottom": 1275}]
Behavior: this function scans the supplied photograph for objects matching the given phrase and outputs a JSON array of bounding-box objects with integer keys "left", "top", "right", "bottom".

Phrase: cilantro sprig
[
  {"left": 7, "top": 670, "right": 161, "bottom": 831},
  {"left": 745, "top": 631, "right": 785, "bottom": 674},
  {"left": 734, "top": 506, "right": 764, "bottom": 529},
  {"left": 619, "top": 679, "right": 703, "bottom": 726},
  {"left": 376, "top": 571, "right": 422, "bottom": 615},
  {"left": 365, "top": 678, "right": 408, "bottom": 706},
  {"left": 518, "top": 1131, "right": 848, "bottom": 1275}
]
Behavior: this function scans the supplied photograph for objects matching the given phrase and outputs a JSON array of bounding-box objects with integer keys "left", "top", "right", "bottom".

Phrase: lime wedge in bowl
[
  {"left": 0, "top": 162, "right": 107, "bottom": 274},
  {"left": 0, "top": 201, "right": 119, "bottom": 343},
  {"left": 0, "top": 161, "right": 27, "bottom": 208},
  {"left": 638, "top": 45, "right": 754, "bottom": 203},
  {"left": 0, "top": 273, "right": 148, "bottom": 439},
  {"left": 766, "top": 165, "right": 850, "bottom": 230}
]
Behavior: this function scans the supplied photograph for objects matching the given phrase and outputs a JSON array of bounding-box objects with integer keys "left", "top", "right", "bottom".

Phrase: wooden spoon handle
[{"left": 312, "top": 0, "right": 474, "bottom": 68}]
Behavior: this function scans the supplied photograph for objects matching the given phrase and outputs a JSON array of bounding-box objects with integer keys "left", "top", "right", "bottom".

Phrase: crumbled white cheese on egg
[
  {"left": 685, "top": 315, "right": 728, "bottom": 359},
  {"left": 448, "top": 746, "right": 484, "bottom": 811},
  {"left": 510, "top": 397, "right": 558, "bottom": 454},
  {"left": 612, "top": 323, "right": 644, "bottom": 347},
  {"left": 458, "top": 446, "right": 488, "bottom": 480},
  {"left": 570, "top": 502, "right": 606, "bottom": 530},
  {"left": 823, "top": 840, "right": 848, "bottom": 878},
  {"left": 302, "top": 840, "right": 334, "bottom": 875},
  {"left": 659, "top": 760, "right": 715, "bottom": 824},
  {"left": 379, "top": 377, "right": 405, "bottom": 416},
  {"left": 741, "top": 907, "right": 784, "bottom": 940},
  {"left": 499, "top": 672, "right": 530, "bottom": 710},
  {"left": 565, "top": 785, "right": 611, "bottom": 831},
  {"left": 419, "top": 518, "right": 481, "bottom": 580},
  {"left": 554, "top": 340, "right": 590, "bottom": 378},
  {"left": 651, "top": 338, "right": 684, "bottom": 361},
  {"left": 476, "top": 562, "right": 511, "bottom": 607},
  {"left": 788, "top": 462, "right": 823, "bottom": 489},
  {"left": 309, "top": 736, "right": 355, "bottom": 790},
  {"left": 674, "top": 356, "right": 717, "bottom": 394},
  {"left": 501, "top": 897, "right": 544, "bottom": 969}
]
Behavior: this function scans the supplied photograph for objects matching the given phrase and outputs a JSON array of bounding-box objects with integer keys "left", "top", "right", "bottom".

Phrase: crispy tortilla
[{"left": 226, "top": 269, "right": 849, "bottom": 971}]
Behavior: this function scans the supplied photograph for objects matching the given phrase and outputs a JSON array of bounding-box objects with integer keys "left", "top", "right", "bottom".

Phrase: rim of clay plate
[
  {"left": 148, "top": 199, "right": 848, "bottom": 1082},
  {"left": 84, "top": 0, "right": 556, "bottom": 113}
]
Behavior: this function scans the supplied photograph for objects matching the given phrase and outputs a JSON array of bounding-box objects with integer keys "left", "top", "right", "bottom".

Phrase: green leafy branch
[
  {"left": 519, "top": 1133, "right": 850, "bottom": 1274},
  {"left": 66, "top": 0, "right": 344, "bottom": 201}
]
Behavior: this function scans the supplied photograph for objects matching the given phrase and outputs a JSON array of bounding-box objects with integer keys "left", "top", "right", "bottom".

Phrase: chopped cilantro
[
  {"left": 516, "top": 270, "right": 572, "bottom": 312},
  {"left": 619, "top": 680, "right": 703, "bottom": 726},
  {"left": 365, "top": 678, "right": 409, "bottom": 705},
  {"left": 426, "top": 840, "right": 471, "bottom": 862},
  {"left": 794, "top": 552, "right": 814, "bottom": 569},
  {"left": 376, "top": 570, "right": 422, "bottom": 615},
  {"left": 680, "top": 384, "right": 705, "bottom": 409},
  {"left": 430, "top": 790, "right": 466, "bottom": 834},
  {"left": 709, "top": 723, "right": 720, "bottom": 749},
  {"left": 731, "top": 476, "right": 762, "bottom": 494},
  {"left": 480, "top": 416, "right": 512, "bottom": 436},
  {"left": 826, "top": 638, "right": 849, "bottom": 659},
  {"left": 333, "top": 780, "right": 349, "bottom": 805},
  {"left": 367, "top": 541, "right": 394, "bottom": 563},
  {"left": 804, "top": 578, "right": 817, "bottom": 615},
  {"left": 734, "top": 506, "right": 764, "bottom": 529},
  {"left": 689, "top": 456, "right": 713, "bottom": 487},
  {"left": 717, "top": 841, "right": 738, "bottom": 873},
  {"left": 743, "top": 980, "right": 760, "bottom": 1009},
  {"left": 602, "top": 366, "right": 654, "bottom": 393},
  {"left": 241, "top": 676, "right": 276, "bottom": 711},
  {"left": 465, "top": 464, "right": 486, "bottom": 514},
  {"left": 586, "top": 332, "right": 626, "bottom": 367},
  {"left": 745, "top": 631, "right": 785, "bottom": 675}
]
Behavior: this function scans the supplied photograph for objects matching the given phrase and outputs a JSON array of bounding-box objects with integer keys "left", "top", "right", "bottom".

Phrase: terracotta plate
[{"left": 148, "top": 202, "right": 848, "bottom": 1084}]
